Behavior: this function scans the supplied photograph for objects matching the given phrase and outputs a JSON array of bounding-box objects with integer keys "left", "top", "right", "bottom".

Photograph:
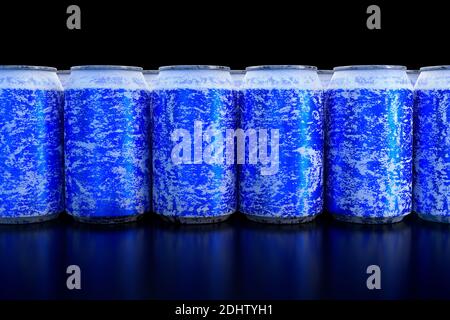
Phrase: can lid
[
  {"left": 159, "top": 65, "right": 230, "bottom": 71},
  {"left": 246, "top": 65, "right": 317, "bottom": 71},
  {"left": 230, "top": 70, "right": 246, "bottom": 74},
  {"left": 71, "top": 65, "right": 143, "bottom": 71},
  {"left": 420, "top": 66, "right": 450, "bottom": 71},
  {"left": 143, "top": 70, "right": 159, "bottom": 74},
  {"left": 0, "top": 65, "right": 56, "bottom": 72},
  {"left": 318, "top": 70, "right": 334, "bottom": 74},
  {"left": 334, "top": 65, "right": 406, "bottom": 71}
]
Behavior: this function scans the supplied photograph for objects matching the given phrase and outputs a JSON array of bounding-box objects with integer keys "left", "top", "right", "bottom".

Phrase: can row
[{"left": 0, "top": 64, "right": 447, "bottom": 225}]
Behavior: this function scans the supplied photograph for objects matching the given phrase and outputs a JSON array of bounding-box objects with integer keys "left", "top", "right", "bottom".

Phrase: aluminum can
[
  {"left": 325, "top": 65, "right": 413, "bottom": 223},
  {"left": 239, "top": 65, "right": 323, "bottom": 223},
  {"left": 152, "top": 65, "right": 237, "bottom": 223},
  {"left": 0, "top": 65, "right": 64, "bottom": 223},
  {"left": 57, "top": 70, "right": 70, "bottom": 88},
  {"left": 143, "top": 70, "right": 159, "bottom": 90},
  {"left": 407, "top": 70, "right": 419, "bottom": 86},
  {"left": 64, "top": 65, "right": 151, "bottom": 223},
  {"left": 414, "top": 66, "right": 450, "bottom": 223},
  {"left": 318, "top": 70, "right": 333, "bottom": 89}
]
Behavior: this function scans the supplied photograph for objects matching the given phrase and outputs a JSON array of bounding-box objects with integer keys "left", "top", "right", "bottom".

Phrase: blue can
[
  {"left": 0, "top": 65, "right": 64, "bottom": 224},
  {"left": 57, "top": 70, "right": 70, "bottom": 88},
  {"left": 239, "top": 65, "right": 323, "bottom": 224},
  {"left": 65, "top": 65, "right": 151, "bottom": 224},
  {"left": 326, "top": 65, "right": 413, "bottom": 224},
  {"left": 152, "top": 65, "right": 237, "bottom": 223},
  {"left": 414, "top": 66, "right": 450, "bottom": 223}
]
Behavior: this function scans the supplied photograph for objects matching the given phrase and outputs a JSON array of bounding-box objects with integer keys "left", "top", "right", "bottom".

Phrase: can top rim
[
  {"left": 334, "top": 65, "right": 407, "bottom": 71},
  {"left": 159, "top": 65, "right": 230, "bottom": 71},
  {"left": 406, "top": 70, "right": 419, "bottom": 73},
  {"left": 71, "top": 65, "right": 143, "bottom": 71},
  {"left": 0, "top": 65, "right": 56, "bottom": 72},
  {"left": 246, "top": 65, "right": 317, "bottom": 71},
  {"left": 57, "top": 70, "right": 71, "bottom": 74},
  {"left": 143, "top": 70, "right": 159, "bottom": 74},
  {"left": 420, "top": 66, "right": 450, "bottom": 71},
  {"left": 318, "top": 70, "right": 334, "bottom": 74},
  {"left": 230, "top": 70, "right": 246, "bottom": 74}
]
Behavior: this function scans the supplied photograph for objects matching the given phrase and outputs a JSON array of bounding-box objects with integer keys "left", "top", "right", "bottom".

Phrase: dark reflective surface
[{"left": 0, "top": 213, "right": 449, "bottom": 300}]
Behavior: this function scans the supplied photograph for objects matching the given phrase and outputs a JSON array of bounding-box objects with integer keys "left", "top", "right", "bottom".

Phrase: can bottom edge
[
  {"left": 71, "top": 213, "right": 144, "bottom": 225},
  {"left": 331, "top": 213, "right": 407, "bottom": 225},
  {"left": 0, "top": 212, "right": 61, "bottom": 225},
  {"left": 416, "top": 213, "right": 450, "bottom": 224},
  {"left": 244, "top": 213, "right": 318, "bottom": 224},
  {"left": 158, "top": 213, "right": 233, "bottom": 225}
]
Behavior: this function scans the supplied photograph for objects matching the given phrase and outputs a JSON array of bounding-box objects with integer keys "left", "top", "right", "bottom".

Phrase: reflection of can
[
  {"left": 407, "top": 70, "right": 419, "bottom": 86},
  {"left": 65, "top": 65, "right": 151, "bottom": 224},
  {"left": 57, "top": 70, "right": 70, "bottom": 88},
  {"left": 326, "top": 65, "right": 413, "bottom": 224},
  {"left": 239, "top": 65, "right": 323, "bottom": 224},
  {"left": 0, "top": 66, "right": 64, "bottom": 224},
  {"left": 143, "top": 70, "right": 159, "bottom": 90},
  {"left": 153, "top": 65, "right": 237, "bottom": 224},
  {"left": 414, "top": 66, "right": 450, "bottom": 223},
  {"left": 318, "top": 70, "right": 333, "bottom": 89}
]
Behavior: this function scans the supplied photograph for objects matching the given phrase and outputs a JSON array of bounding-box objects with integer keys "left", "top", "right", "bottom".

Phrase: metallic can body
[
  {"left": 325, "top": 66, "right": 413, "bottom": 224},
  {"left": 0, "top": 66, "right": 64, "bottom": 224},
  {"left": 413, "top": 66, "right": 450, "bottom": 223},
  {"left": 64, "top": 66, "right": 151, "bottom": 224},
  {"left": 152, "top": 65, "right": 237, "bottom": 224},
  {"left": 239, "top": 65, "right": 323, "bottom": 224}
]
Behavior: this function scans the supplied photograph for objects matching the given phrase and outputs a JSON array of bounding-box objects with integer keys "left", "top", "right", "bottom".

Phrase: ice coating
[
  {"left": 66, "top": 69, "right": 149, "bottom": 90},
  {"left": 328, "top": 69, "right": 412, "bottom": 90},
  {"left": 415, "top": 69, "right": 450, "bottom": 90},
  {"left": 239, "top": 68, "right": 323, "bottom": 222},
  {"left": 0, "top": 69, "right": 63, "bottom": 91},
  {"left": 0, "top": 69, "right": 64, "bottom": 222},
  {"left": 325, "top": 69, "right": 413, "bottom": 222},
  {"left": 244, "top": 69, "right": 321, "bottom": 90},
  {"left": 152, "top": 68, "right": 236, "bottom": 221},
  {"left": 64, "top": 69, "right": 151, "bottom": 222},
  {"left": 413, "top": 69, "right": 450, "bottom": 222},
  {"left": 155, "top": 69, "right": 233, "bottom": 90}
]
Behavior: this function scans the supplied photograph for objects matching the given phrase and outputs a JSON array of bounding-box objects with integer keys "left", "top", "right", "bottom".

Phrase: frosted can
[
  {"left": 230, "top": 70, "right": 246, "bottom": 88},
  {"left": 57, "top": 70, "right": 70, "bottom": 88},
  {"left": 414, "top": 66, "right": 450, "bottom": 223},
  {"left": 0, "top": 65, "right": 64, "bottom": 224},
  {"left": 65, "top": 65, "right": 151, "bottom": 224},
  {"left": 152, "top": 65, "right": 237, "bottom": 224},
  {"left": 143, "top": 70, "right": 159, "bottom": 90},
  {"left": 326, "top": 65, "right": 413, "bottom": 224},
  {"left": 239, "top": 65, "right": 323, "bottom": 224},
  {"left": 407, "top": 70, "right": 419, "bottom": 87},
  {"left": 318, "top": 70, "right": 333, "bottom": 89}
]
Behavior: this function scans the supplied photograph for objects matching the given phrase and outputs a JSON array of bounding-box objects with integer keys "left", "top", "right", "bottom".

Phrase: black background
[{"left": 0, "top": 1, "right": 445, "bottom": 70}]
